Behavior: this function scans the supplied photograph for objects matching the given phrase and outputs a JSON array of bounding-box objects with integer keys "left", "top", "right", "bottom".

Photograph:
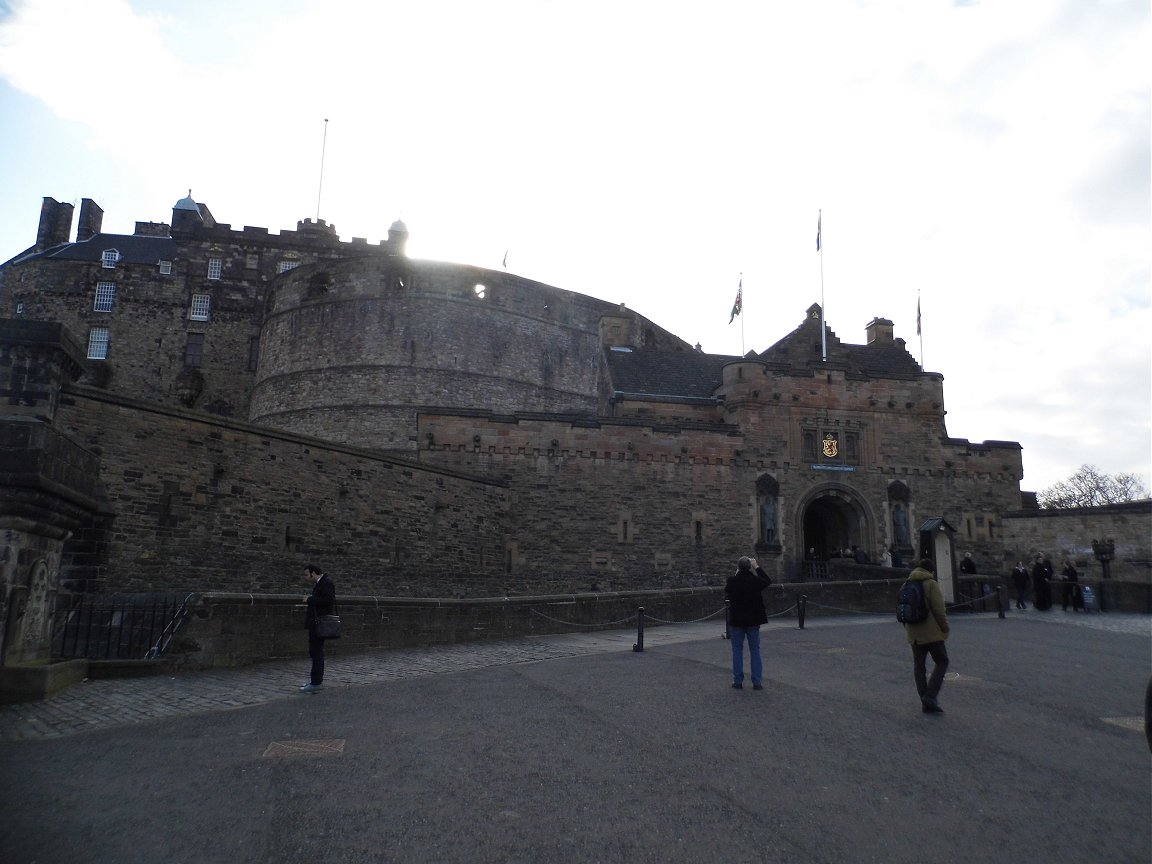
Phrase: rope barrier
[
  {"left": 766, "top": 604, "right": 800, "bottom": 619},
  {"left": 803, "top": 601, "right": 883, "bottom": 615},
  {"left": 644, "top": 606, "right": 728, "bottom": 625},
  {"left": 527, "top": 608, "right": 636, "bottom": 629}
]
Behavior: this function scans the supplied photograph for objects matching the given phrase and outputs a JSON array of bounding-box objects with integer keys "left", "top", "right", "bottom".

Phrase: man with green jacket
[{"left": 904, "top": 559, "right": 950, "bottom": 714}]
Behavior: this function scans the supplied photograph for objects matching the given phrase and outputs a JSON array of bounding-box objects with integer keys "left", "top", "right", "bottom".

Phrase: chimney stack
[
  {"left": 865, "top": 317, "right": 894, "bottom": 345},
  {"left": 36, "top": 197, "right": 74, "bottom": 249},
  {"left": 76, "top": 198, "right": 104, "bottom": 242}
]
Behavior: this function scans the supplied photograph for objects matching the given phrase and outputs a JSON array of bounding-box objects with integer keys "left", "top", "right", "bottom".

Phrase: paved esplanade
[{"left": 2, "top": 611, "right": 1149, "bottom": 864}]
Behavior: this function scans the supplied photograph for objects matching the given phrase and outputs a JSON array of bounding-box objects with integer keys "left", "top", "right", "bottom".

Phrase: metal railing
[{"left": 52, "top": 592, "right": 196, "bottom": 661}]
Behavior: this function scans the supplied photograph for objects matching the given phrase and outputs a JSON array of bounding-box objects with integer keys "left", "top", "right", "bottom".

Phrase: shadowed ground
[{"left": 1, "top": 610, "right": 1148, "bottom": 864}]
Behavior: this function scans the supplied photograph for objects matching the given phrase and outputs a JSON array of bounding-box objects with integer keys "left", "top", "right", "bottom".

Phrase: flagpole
[
  {"left": 740, "top": 272, "right": 745, "bottom": 356},
  {"left": 818, "top": 210, "right": 827, "bottom": 362},
  {"left": 315, "top": 118, "right": 329, "bottom": 221},
  {"left": 917, "top": 290, "right": 924, "bottom": 368}
]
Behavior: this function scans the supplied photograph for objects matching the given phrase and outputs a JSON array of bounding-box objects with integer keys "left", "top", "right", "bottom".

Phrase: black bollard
[
  {"left": 996, "top": 584, "right": 1006, "bottom": 618},
  {"left": 798, "top": 595, "right": 807, "bottom": 630},
  {"left": 633, "top": 606, "right": 645, "bottom": 652}
]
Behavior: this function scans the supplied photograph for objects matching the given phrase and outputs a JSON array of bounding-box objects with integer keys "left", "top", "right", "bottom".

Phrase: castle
[{"left": 1, "top": 193, "right": 1029, "bottom": 614}]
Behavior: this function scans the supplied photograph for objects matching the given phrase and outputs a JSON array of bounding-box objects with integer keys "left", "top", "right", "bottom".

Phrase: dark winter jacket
[
  {"left": 725, "top": 567, "right": 772, "bottom": 628},
  {"left": 305, "top": 574, "right": 336, "bottom": 630}
]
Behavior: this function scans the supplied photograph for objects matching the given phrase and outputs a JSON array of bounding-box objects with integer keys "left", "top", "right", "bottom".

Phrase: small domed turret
[{"left": 388, "top": 219, "right": 409, "bottom": 255}]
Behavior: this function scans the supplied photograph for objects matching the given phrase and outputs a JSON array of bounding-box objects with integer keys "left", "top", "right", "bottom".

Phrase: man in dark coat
[
  {"left": 301, "top": 564, "right": 336, "bottom": 693},
  {"left": 1032, "top": 554, "right": 1054, "bottom": 610},
  {"left": 724, "top": 556, "right": 772, "bottom": 690},
  {"left": 1011, "top": 561, "right": 1030, "bottom": 609}
]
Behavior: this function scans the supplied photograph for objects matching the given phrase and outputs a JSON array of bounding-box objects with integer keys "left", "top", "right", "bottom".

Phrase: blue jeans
[{"left": 730, "top": 625, "right": 763, "bottom": 685}]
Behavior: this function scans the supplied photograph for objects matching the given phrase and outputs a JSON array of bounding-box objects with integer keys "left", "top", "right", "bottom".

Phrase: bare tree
[{"left": 1038, "top": 464, "right": 1149, "bottom": 509}]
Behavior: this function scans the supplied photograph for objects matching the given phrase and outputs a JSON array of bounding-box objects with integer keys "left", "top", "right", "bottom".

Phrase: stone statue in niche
[
  {"left": 893, "top": 504, "right": 911, "bottom": 548},
  {"left": 760, "top": 497, "right": 777, "bottom": 545}
]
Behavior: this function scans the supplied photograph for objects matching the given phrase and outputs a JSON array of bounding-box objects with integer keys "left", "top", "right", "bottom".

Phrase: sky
[{"left": 0, "top": 0, "right": 1148, "bottom": 495}]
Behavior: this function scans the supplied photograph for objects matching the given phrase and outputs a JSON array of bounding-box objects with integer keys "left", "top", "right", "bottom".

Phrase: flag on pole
[
  {"left": 816, "top": 211, "right": 822, "bottom": 252},
  {"left": 916, "top": 297, "right": 922, "bottom": 336},
  {"left": 502, "top": 249, "right": 508, "bottom": 268},
  {"left": 729, "top": 277, "right": 743, "bottom": 324}
]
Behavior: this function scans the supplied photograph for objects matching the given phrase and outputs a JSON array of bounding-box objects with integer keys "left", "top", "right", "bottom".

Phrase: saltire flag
[
  {"left": 729, "top": 277, "right": 742, "bottom": 324},
  {"left": 916, "top": 297, "right": 922, "bottom": 336},
  {"left": 816, "top": 211, "right": 822, "bottom": 251}
]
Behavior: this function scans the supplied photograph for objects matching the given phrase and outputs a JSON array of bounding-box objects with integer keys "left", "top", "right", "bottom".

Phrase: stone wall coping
[
  {"left": 62, "top": 384, "right": 508, "bottom": 488},
  {"left": 197, "top": 587, "right": 730, "bottom": 608},
  {"left": 1001, "top": 499, "right": 1152, "bottom": 519}
]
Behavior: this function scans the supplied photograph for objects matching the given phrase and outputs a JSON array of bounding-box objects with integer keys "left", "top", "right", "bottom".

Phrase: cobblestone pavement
[{"left": 2, "top": 611, "right": 1146, "bottom": 742}]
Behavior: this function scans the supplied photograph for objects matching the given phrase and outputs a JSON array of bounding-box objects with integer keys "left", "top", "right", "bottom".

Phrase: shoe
[
  {"left": 921, "top": 699, "right": 944, "bottom": 714},
  {"left": 732, "top": 682, "right": 743, "bottom": 690},
  {"left": 299, "top": 683, "right": 323, "bottom": 693},
  {"left": 753, "top": 683, "right": 764, "bottom": 690}
]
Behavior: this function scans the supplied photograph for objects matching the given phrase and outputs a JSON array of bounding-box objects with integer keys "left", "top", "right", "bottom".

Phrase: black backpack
[{"left": 897, "top": 579, "right": 929, "bottom": 624}]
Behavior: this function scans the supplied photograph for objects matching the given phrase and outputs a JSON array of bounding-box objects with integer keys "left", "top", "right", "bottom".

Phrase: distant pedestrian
[
  {"left": 902, "top": 559, "right": 950, "bottom": 714},
  {"left": 959, "top": 552, "right": 977, "bottom": 576},
  {"left": 880, "top": 547, "right": 893, "bottom": 568},
  {"left": 725, "top": 556, "right": 772, "bottom": 690},
  {"left": 1060, "top": 560, "right": 1082, "bottom": 612},
  {"left": 853, "top": 545, "right": 868, "bottom": 565},
  {"left": 1032, "top": 554, "right": 1054, "bottom": 610},
  {"left": 301, "top": 564, "right": 336, "bottom": 693},
  {"left": 1011, "top": 561, "right": 1030, "bottom": 609}
]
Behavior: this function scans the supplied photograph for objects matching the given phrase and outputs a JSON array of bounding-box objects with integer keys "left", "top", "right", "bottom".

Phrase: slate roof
[
  {"left": 605, "top": 348, "right": 736, "bottom": 399},
  {"left": 32, "top": 232, "right": 178, "bottom": 266},
  {"left": 758, "top": 308, "right": 923, "bottom": 378},
  {"left": 605, "top": 308, "right": 925, "bottom": 400}
]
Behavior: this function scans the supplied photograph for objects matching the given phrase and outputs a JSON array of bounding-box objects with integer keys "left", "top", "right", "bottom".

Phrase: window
[
  {"left": 248, "top": 336, "right": 260, "bottom": 371},
  {"left": 159, "top": 260, "right": 173, "bottom": 275},
  {"left": 207, "top": 258, "right": 222, "bottom": 280},
  {"left": 277, "top": 260, "right": 300, "bottom": 274},
  {"left": 15, "top": 302, "right": 25, "bottom": 316},
  {"left": 101, "top": 249, "right": 119, "bottom": 269},
  {"left": 87, "top": 327, "right": 110, "bottom": 360},
  {"left": 94, "top": 281, "right": 116, "bottom": 312},
  {"left": 190, "top": 294, "right": 211, "bottom": 321},
  {"left": 802, "top": 430, "right": 816, "bottom": 461},
  {"left": 184, "top": 332, "right": 205, "bottom": 368}
]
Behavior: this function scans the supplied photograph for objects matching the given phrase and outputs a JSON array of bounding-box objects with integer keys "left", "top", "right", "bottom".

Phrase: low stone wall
[{"left": 163, "top": 579, "right": 911, "bottom": 669}]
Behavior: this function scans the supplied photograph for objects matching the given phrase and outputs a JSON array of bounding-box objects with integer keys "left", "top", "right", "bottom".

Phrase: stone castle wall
[
  {"left": 1001, "top": 500, "right": 1152, "bottom": 582},
  {"left": 52, "top": 386, "right": 513, "bottom": 597},
  {"left": 417, "top": 408, "right": 1026, "bottom": 585}
]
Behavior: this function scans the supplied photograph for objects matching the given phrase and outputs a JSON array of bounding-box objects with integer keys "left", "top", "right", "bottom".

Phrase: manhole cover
[{"left": 263, "top": 739, "right": 346, "bottom": 758}]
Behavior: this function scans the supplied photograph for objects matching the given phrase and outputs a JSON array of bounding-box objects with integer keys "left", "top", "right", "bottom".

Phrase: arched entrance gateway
[{"left": 799, "top": 485, "right": 874, "bottom": 565}]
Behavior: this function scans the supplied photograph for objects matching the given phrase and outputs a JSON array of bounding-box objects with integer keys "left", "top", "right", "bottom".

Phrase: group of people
[
  {"left": 305, "top": 548, "right": 1090, "bottom": 710},
  {"left": 1010, "top": 553, "right": 1083, "bottom": 611},
  {"left": 805, "top": 546, "right": 907, "bottom": 568},
  {"left": 725, "top": 555, "right": 951, "bottom": 713}
]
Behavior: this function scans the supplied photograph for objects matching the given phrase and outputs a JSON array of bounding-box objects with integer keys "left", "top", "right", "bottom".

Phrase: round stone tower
[{"left": 248, "top": 255, "right": 629, "bottom": 453}]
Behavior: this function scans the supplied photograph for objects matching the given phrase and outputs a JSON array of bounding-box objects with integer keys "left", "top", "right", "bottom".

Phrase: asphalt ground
[{"left": 1, "top": 609, "right": 1149, "bottom": 864}]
